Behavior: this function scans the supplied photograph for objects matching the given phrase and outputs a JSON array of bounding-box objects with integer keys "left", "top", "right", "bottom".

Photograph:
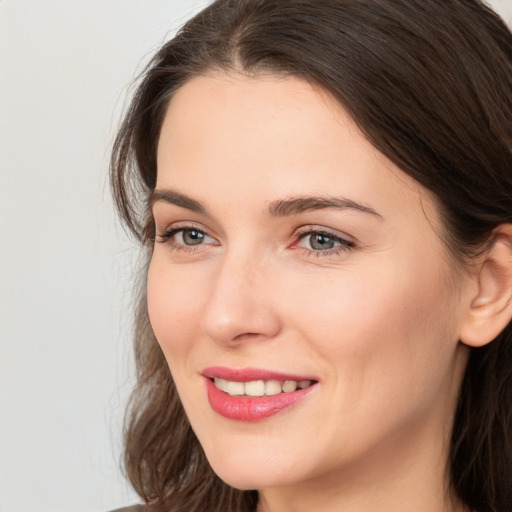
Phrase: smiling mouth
[
  {"left": 203, "top": 367, "right": 318, "bottom": 420},
  {"left": 212, "top": 378, "right": 314, "bottom": 397}
]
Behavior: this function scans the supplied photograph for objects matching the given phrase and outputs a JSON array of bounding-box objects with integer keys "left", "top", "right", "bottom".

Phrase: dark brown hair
[{"left": 110, "top": 1, "right": 512, "bottom": 510}]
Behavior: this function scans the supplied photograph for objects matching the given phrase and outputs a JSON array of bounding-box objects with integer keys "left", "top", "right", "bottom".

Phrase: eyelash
[
  {"left": 154, "top": 225, "right": 356, "bottom": 258},
  {"left": 154, "top": 225, "right": 215, "bottom": 254},
  {"left": 293, "top": 227, "right": 356, "bottom": 257}
]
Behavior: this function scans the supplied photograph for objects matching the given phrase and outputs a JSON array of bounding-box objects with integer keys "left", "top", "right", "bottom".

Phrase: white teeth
[
  {"left": 213, "top": 377, "right": 314, "bottom": 396},
  {"left": 282, "top": 380, "right": 298, "bottom": 393},
  {"left": 226, "top": 381, "right": 245, "bottom": 396},
  {"left": 214, "top": 378, "right": 228, "bottom": 392},
  {"left": 265, "top": 380, "right": 283, "bottom": 396},
  {"left": 244, "top": 380, "right": 266, "bottom": 397}
]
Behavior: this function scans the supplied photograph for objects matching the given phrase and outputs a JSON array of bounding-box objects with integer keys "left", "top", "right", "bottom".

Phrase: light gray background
[
  {"left": 0, "top": 1, "right": 210, "bottom": 511},
  {"left": 1, "top": 1, "right": 511, "bottom": 511}
]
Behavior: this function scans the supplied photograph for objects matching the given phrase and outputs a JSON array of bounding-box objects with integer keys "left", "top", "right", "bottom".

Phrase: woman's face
[{"left": 148, "top": 73, "right": 471, "bottom": 497}]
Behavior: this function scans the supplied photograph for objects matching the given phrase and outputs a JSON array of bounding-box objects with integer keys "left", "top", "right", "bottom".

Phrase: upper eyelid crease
[
  {"left": 150, "top": 188, "right": 382, "bottom": 220},
  {"left": 155, "top": 227, "right": 216, "bottom": 248},
  {"left": 297, "top": 230, "right": 353, "bottom": 243}
]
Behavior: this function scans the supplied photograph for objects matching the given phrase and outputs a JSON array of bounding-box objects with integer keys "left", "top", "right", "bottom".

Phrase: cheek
[
  {"left": 282, "top": 253, "right": 459, "bottom": 402},
  {"left": 146, "top": 257, "right": 204, "bottom": 361}
]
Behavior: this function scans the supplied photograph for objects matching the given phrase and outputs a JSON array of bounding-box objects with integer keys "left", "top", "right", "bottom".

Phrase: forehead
[
  {"left": 156, "top": 72, "right": 437, "bottom": 227},
  {"left": 157, "top": 72, "right": 352, "bottom": 171}
]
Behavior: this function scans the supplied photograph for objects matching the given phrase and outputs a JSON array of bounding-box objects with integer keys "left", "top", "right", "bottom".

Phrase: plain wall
[
  {"left": 1, "top": 1, "right": 511, "bottom": 511},
  {"left": 0, "top": 2, "right": 210, "bottom": 511}
]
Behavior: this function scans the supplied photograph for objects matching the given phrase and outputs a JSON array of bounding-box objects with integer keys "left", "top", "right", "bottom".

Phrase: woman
[{"left": 110, "top": 0, "right": 512, "bottom": 510}]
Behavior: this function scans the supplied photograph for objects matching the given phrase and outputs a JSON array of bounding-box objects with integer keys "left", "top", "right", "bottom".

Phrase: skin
[{"left": 147, "top": 73, "right": 475, "bottom": 512}]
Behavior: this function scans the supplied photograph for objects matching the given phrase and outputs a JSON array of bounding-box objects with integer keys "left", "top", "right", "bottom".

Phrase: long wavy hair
[{"left": 110, "top": 1, "right": 512, "bottom": 510}]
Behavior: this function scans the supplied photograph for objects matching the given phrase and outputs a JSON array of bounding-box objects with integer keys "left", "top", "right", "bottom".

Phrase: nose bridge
[{"left": 200, "top": 244, "right": 281, "bottom": 345}]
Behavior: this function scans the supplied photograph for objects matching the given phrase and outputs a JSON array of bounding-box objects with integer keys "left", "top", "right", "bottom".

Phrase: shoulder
[{"left": 107, "top": 505, "right": 146, "bottom": 512}]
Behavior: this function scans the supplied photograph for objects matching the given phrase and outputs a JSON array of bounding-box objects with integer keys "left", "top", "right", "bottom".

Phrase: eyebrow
[
  {"left": 150, "top": 188, "right": 382, "bottom": 219},
  {"left": 267, "top": 196, "right": 382, "bottom": 218},
  {"left": 149, "top": 189, "right": 207, "bottom": 215}
]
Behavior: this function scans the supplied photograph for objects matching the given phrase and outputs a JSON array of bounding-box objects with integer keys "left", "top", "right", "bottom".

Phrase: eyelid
[
  {"left": 153, "top": 221, "right": 356, "bottom": 258},
  {"left": 155, "top": 219, "right": 205, "bottom": 233},
  {"left": 293, "top": 225, "right": 355, "bottom": 244},
  {"left": 291, "top": 225, "right": 357, "bottom": 256},
  {"left": 154, "top": 221, "right": 219, "bottom": 246}
]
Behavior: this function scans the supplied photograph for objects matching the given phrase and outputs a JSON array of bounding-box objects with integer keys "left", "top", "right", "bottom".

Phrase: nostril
[{"left": 232, "top": 332, "right": 264, "bottom": 342}]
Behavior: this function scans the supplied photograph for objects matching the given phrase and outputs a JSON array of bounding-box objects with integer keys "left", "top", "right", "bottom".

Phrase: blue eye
[
  {"left": 307, "top": 233, "right": 338, "bottom": 250},
  {"left": 178, "top": 229, "right": 207, "bottom": 245},
  {"left": 156, "top": 227, "right": 216, "bottom": 248},
  {"left": 296, "top": 230, "right": 354, "bottom": 254}
]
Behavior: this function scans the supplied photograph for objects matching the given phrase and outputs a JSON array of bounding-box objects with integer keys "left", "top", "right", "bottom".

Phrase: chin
[
  {"left": 204, "top": 445, "right": 302, "bottom": 491},
  {"left": 212, "top": 466, "right": 291, "bottom": 491}
]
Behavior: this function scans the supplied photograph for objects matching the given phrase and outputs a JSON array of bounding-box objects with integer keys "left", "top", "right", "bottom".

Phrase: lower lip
[{"left": 205, "top": 379, "right": 316, "bottom": 421}]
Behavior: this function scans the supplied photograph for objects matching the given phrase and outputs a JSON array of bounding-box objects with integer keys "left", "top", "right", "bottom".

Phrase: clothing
[{"left": 108, "top": 505, "right": 145, "bottom": 512}]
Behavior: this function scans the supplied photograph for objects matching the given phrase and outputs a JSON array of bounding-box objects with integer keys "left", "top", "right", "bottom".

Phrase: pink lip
[
  {"left": 202, "top": 366, "right": 317, "bottom": 382},
  {"left": 202, "top": 367, "right": 318, "bottom": 422}
]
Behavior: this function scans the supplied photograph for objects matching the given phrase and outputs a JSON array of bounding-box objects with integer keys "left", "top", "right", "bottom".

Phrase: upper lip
[{"left": 202, "top": 366, "right": 318, "bottom": 382}]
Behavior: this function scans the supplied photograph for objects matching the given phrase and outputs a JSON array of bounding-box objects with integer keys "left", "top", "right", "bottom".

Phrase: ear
[{"left": 459, "top": 225, "right": 512, "bottom": 348}]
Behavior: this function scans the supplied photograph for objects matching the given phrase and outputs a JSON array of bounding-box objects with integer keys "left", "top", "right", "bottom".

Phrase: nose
[{"left": 200, "top": 251, "right": 282, "bottom": 346}]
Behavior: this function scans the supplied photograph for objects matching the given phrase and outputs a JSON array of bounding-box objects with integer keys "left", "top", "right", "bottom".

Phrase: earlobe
[{"left": 459, "top": 225, "right": 512, "bottom": 348}]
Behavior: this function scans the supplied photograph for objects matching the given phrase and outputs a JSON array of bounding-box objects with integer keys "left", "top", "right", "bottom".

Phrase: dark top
[{"left": 108, "top": 506, "right": 146, "bottom": 512}]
